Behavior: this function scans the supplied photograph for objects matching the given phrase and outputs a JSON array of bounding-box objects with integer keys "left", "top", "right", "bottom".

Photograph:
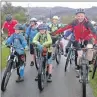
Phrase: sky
[{"left": 1, "top": 2, "right": 97, "bottom": 9}]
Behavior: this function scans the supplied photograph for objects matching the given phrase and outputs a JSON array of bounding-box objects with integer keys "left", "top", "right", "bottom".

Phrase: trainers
[
  {"left": 35, "top": 75, "right": 38, "bottom": 81},
  {"left": 16, "top": 76, "right": 24, "bottom": 83},
  {"left": 47, "top": 74, "right": 52, "bottom": 82},
  {"left": 30, "top": 61, "right": 34, "bottom": 66},
  {"left": 75, "top": 65, "right": 80, "bottom": 71}
]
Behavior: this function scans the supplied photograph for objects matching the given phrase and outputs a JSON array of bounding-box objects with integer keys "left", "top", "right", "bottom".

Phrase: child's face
[
  {"left": 75, "top": 13, "right": 85, "bottom": 23},
  {"left": 30, "top": 22, "right": 36, "bottom": 26},
  {"left": 15, "top": 29, "right": 20, "bottom": 34},
  {"left": 39, "top": 30, "right": 46, "bottom": 34},
  {"left": 52, "top": 19, "right": 58, "bottom": 24}
]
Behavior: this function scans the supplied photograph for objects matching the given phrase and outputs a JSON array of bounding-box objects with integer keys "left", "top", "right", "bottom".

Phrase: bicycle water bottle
[{"left": 19, "top": 65, "right": 24, "bottom": 77}]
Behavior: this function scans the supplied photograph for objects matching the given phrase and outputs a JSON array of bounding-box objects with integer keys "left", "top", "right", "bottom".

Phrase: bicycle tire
[
  {"left": 1, "top": 60, "right": 12, "bottom": 92},
  {"left": 38, "top": 59, "right": 45, "bottom": 91},
  {"left": 55, "top": 46, "right": 61, "bottom": 65},
  {"left": 82, "top": 64, "right": 87, "bottom": 97},
  {"left": 64, "top": 49, "right": 71, "bottom": 72},
  {"left": 34, "top": 55, "right": 39, "bottom": 70},
  {"left": 92, "top": 66, "right": 96, "bottom": 79}
]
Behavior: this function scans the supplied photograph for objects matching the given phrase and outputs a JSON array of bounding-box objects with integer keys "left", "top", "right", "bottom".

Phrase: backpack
[
  {"left": 49, "top": 24, "right": 60, "bottom": 32},
  {"left": 13, "top": 34, "right": 22, "bottom": 44}
]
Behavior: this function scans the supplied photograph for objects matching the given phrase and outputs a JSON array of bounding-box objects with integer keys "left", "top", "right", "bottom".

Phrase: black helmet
[
  {"left": 75, "top": 8, "right": 85, "bottom": 15},
  {"left": 14, "top": 24, "right": 23, "bottom": 30},
  {"left": 6, "top": 14, "right": 12, "bottom": 22}
]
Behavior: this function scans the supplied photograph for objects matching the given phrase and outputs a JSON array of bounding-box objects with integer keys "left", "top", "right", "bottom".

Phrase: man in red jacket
[
  {"left": 53, "top": 8, "right": 97, "bottom": 70},
  {"left": 2, "top": 14, "right": 18, "bottom": 37}
]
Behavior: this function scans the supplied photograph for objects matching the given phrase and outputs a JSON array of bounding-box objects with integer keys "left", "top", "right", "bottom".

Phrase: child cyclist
[
  {"left": 3, "top": 24, "right": 29, "bottom": 82},
  {"left": 33, "top": 23, "right": 53, "bottom": 82},
  {"left": 25, "top": 18, "right": 38, "bottom": 66}
]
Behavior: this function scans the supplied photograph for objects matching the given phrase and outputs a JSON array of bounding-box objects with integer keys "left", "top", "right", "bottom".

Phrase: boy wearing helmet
[
  {"left": 48, "top": 16, "right": 64, "bottom": 60},
  {"left": 2, "top": 14, "right": 18, "bottom": 37},
  {"left": 53, "top": 8, "right": 97, "bottom": 71},
  {"left": 33, "top": 23, "right": 53, "bottom": 82},
  {"left": 25, "top": 18, "right": 38, "bottom": 66},
  {"left": 3, "top": 24, "right": 29, "bottom": 82}
]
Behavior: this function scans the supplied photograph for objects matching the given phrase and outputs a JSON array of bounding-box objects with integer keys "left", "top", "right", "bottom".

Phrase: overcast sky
[{"left": 1, "top": 2, "right": 97, "bottom": 8}]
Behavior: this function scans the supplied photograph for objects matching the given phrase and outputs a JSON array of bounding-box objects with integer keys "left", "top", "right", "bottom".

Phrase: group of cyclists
[{"left": 1, "top": 8, "right": 97, "bottom": 84}]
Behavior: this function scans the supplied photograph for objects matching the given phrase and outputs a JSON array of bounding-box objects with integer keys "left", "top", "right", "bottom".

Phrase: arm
[
  {"left": 87, "top": 21, "right": 97, "bottom": 35},
  {"left": 54, "top": 24, "right": 73, "bottom": 35},
  {"left": 33, "top": 33, "right": 40, "bottom": 45},
  {"left": 25, "top": 26, "right": 30, "bottom": 38},
  {"left": 43, "top": 33, "right": 52, "bottom": 47},
  {"left": 6, "top": 35, "right": 14, "bottom": 45}
]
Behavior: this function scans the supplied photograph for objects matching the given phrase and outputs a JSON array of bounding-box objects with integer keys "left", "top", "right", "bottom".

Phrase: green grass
[
  {"left": 1, "top": 47, "right": 10, "bottom": 69},
  {"left": 89, "top": 68, "right": 97, "bottom": 97}
]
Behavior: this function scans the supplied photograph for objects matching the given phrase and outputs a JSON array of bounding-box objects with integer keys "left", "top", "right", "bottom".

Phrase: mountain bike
[
  {"left": 1, "top": 45, "right": 26, "bottom": 92},
  {"left": 37, "top": 47, "right": 49, "bottom": 91}
]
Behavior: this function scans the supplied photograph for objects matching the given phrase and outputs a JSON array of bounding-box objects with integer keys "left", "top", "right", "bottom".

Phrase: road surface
[{"left": 1, "top": 39, "right": 94, "bottom": 97}]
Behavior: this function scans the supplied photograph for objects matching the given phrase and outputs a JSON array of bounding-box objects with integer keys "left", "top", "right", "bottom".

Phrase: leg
[
  {"left": 47, "top": 52, "right": 53, "bottom": 82},
  {"left": 30, "top": 44, "right": 35, "bottom": 66}
]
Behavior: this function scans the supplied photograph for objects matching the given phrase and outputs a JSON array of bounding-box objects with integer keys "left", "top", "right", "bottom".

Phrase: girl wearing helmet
[
  {"left": 33, "top": 23, "right": 53, "bottom": 82},
  {"left": 25, "top": 17, "right": 38, "bottom": 66}
]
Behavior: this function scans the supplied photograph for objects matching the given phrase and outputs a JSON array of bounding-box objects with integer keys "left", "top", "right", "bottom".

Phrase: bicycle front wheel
[
  {"left": 1, "top": 60, "right": 12, "bottom": 92},
  {"left": 82, "top": 64, "right": 87, "bottom": 97},
  {"left": 55, "top": 46, "right": 61, "bottom": 65}
]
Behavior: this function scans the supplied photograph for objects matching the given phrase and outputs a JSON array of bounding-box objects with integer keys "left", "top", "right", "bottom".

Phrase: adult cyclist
[
  {"left": 53, "top": 8, "right": 97, "bottom": 70},
  {"left": 2, "top": 14, "right": 18, "bottom": 37}
]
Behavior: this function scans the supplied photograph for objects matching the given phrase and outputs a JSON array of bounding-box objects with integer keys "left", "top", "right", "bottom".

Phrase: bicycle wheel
[
  {"left": 92, "top": 66, "right": 96, "bottom": 79},
  {"left": 1, "top": 60, "right": 12, "bottom": 92},
  {"left": 34, "top": 49, "right": 39, "bottom": 70},
  {"left": 64, "top": 49, "right": 71, "bottom": 72},
  {"left": 38, "top": 60, "right": 46, "bottom": 91},
  {"left": 82, "top": 64, "right": 87, "bottom": 97},
  {"left": 55, "top": 46, "right": 61, "bottom": 64}
]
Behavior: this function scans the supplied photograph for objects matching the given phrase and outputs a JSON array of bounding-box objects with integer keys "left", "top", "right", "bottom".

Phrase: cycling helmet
[
  {"left": 30, "top": 18, "right": 37, "bottom": 22},
  {"left": 75, "top": 8, "right": 85, "bottom": 15},
  {"left": 91, "top": 20, "right": 96, "bottom": 25},
  {"left": 52, "top": 16, "right": 59, "bottom": 20},
  {"left": 38, "top": 23, "right": 48, "bottom": 30},
  {"left": 14, "top": 24, "right": 24, "bottom": 30},
  {"left": 6, "top": 14, "right": 12, "bottom": 22}
]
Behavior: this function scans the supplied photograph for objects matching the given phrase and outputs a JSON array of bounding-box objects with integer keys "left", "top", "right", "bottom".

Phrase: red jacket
[
  {"left": 54, "top": 17, "right": 97, "bottom": 42},
  {"left": 2, "top": 20, "right": 18, "bottom": 36}
]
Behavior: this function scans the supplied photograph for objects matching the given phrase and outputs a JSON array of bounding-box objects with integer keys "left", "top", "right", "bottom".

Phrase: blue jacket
[
  {"left": 25, "top": 26, "right": 38, "bottom": 43},
  {"left": 64, "top": 30, "right": 75, "bottom": 41},
  {"left": 6, "top": 33, "right": 27, "bottom": 55}
]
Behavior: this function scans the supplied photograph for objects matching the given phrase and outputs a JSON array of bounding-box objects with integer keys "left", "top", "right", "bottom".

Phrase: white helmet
[
  {"left": 91, "top": 20, "right": 96, "bottom": 25},
  {"left": 30, "top": 18, "right": 37, "bottom": 22},
  {"left": 52, "top": 16, "right": 59, "bottom": 20}
]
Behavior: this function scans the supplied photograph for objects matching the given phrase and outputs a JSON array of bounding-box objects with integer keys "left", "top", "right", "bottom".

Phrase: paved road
[{"left": 1, "top": 39, "right": 94, "bottom": 97}]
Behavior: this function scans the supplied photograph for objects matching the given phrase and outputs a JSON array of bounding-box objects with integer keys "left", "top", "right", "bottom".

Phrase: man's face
[
  {"left": 52, "top": 19, "right": 58, "bottom": 24},
  {"left": 75, "top": 13, "right": 85, "bottom": 23}
]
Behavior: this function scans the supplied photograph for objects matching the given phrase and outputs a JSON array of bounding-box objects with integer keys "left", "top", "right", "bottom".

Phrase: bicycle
[
  {"left": 1, "top": 45, "right": 26, "bottom": 92},
  {"left": 54, "top": 34, "right": 63, "bottom": 64},
  {"left": 37, "top": 47, "right": 49, "bottom": 91},
  {"left": 34, "top": 46, "right": 40, "bottom": 70},
  {"left": 66, "top": 44, "right": 96, "bottom": 97},
  {"left": 64, "top": 39, "right": 75, "bottom": 72},
  {"left": 92, "top": 46, "right": 97, "bottom": 79}
]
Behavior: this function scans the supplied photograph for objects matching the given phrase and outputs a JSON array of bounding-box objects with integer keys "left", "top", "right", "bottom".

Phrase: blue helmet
[
  {"left": 75, "top": 8, "right": 85, "bottom": 15},
  {"left": 14, "top": 24, "right": 24, "bottom": 30},
  {"left": 38, "top": 24, "right": 48, "bottom": 30},
  {"left": 6, "top": 14, "right": 12, "bottom": 22}
]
